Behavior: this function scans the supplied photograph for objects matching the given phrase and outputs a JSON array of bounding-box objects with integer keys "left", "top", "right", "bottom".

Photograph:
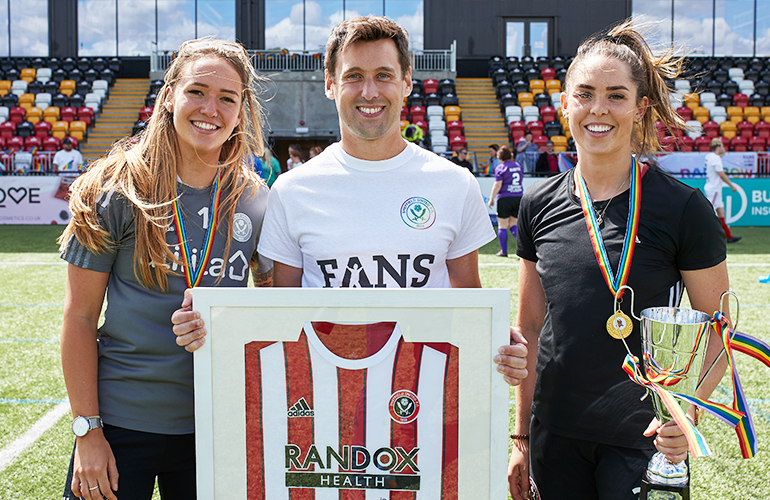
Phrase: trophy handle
[
  {"left": 720, "top": 291, "right": 740, "bottom": 331},
  {"left": 615, "top": 285, "right": 641, "bottom": 321}
]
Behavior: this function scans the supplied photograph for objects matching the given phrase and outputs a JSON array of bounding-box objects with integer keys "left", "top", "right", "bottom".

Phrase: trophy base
[{"left": 638, "top": 452, "right": 690, "bottom": 500}]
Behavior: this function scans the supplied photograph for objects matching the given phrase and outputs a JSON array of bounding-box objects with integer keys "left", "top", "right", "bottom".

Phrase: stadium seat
[
  {"left": 695, "top": 135, "right": 712, "bottom": 152},
  {"left": 18, "top": 93, "right": 35, "bottom": 110},
  {"left": 51, "top": 120, "right": 69, "bottom": 140},
  {"left": 59, "top": 80, "right": 76, "bottom": 97},
  {"left": 540, "top": 106, "right": 557, "bottom": 123},
  {"left": 731, "top": 135, "right": 748, "bottom": 151},
  {"left": 91, "top": 79, "right": 109, "bottom": 96},
  {"left": 660, "top": 135, "right": 677, "bottom": 151},
  {"left": 60, "top": 106, "right": 77, "bottom": 122},
  {"left": 447, "top": 120, "right": 463, "bottom": 133},
  {"left": 425, "top": 93, "right": 441, "bottom": 106},
  {"left": 683, "top": 93, "right": 699, "bottom": 110},
  {"left": 755, "top": 120, "right": 770, "bottom": 138},
  {"left": 399, "top": 120, "right": 409, "bottom": 131},
  {"left": 439, "top": 79, "right": 455, "bottom": 95},
  {"left": 449, "top": 134, "right": 467, "bottom": 151},
  {"left": 407, "top": 92, "right": 425, "bottom": 107},
  {"left": 532, "top": 134, "right": 549, "bottom": 151},
  {"left": 6, "top": 136, "right": 23, "bottom": 151},
  {"left": 737, "top": 120, "right": 754, "bottom": 138},
  {"left": 685, "top": 120, "right": 702, "bottom": 139},
  {"left": 551, "top": 135, "right": 568, "bottom": 152},
  {"left": 0, "top": 80, "right": 10, "bottom": 97},
  {"left": 426, "top": 105, "right": 443, "bottom": 119},
  {"left": 529, "top": 79, "right": 545, "bottom": 94},
  {"left": 25, "top": 106, "right": 42, "bottom": 124},
  {"left": 677, "top": 135, "right": 694, "bottom": 152},
  {"left": 69, "top": 121, "right": 87, "bottom": 142},
  {"left": 744, "top": 106, "right": 760, "bottom": 124},
  {"left": 84, "top": 94, "right": 101, "bottom": 113},
  {"left": 677, "top": 106, "right": 693, "bottom": 121},
  {"left": 24, "top": 135, "right": 41, "bottom": 151},
  {"left": 734, "top": 93, "right": 749, "bottom": 108},
  {"left": 720, "top": 120, "right": 738, "bottom": 139},
  {"left": 693, "top": 106, "right": 710, "bottom": 124},
  {"left": 509, "top": 120, "right": 527, "bottom": 141},
  {"left": 42, "top": 135, "right": 60, "bottom": 151},
  {"left": 749, "top": 136, "right": 766, "bottom": 151},
  {"left": 441, "top": 93, "right": 459, "bottom": 106},
  {"left": 20, "top": 68, "right": 36, "bottom": 83},
  {"left": 35, "top": 67, "right": 51, "bottom": 83},
  {"left": 518, "top": 92, "right": 534, "bottom": 107},
  {"left": 444, "top": 106, "right": 461, "bottom": 122},
  {"left": 546, "top": 79, "right": 561, "bottom": 95},
  {"left": 505, "top": 105, "right": 522, "bottom": 123},
  {"left": 27, "top": 80, "right": 44, "bottom": 94},
  {"left": 0, "top": 106, "right": 8, "bottom": 121},
  {"left": 11, "top": 79, "right": 28, "bottom": 97},
  {"left": 52, "top": 94, "right": 69, "bottom": 108},
  {"left": 9, "top": 106, "right": 25, "bottom": 124},
  {"left": 541, "top": 67, "right": 556, "bottom": 81},
  {"left": 0, "top": 121, "right": 15, "bottom": 138},
  {"left": 43, "top": 106, "right": 60, "bottom": 124},
  {"left": 33, "top": 120, "right": 51, "bottom": 138}
]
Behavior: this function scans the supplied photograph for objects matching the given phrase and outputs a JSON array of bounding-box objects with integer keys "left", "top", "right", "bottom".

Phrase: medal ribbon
[
  {"left": 172, "top": 172, "right": 222, "bottom": 288},
  {"left": 576, "top": 157, "right": 641, "bottom": 300},
  {"left": 622, "top": 312, "right": 770, "bottom": 458}
]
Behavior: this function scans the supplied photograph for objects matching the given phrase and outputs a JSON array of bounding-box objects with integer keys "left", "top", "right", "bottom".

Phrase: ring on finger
[{"left": 89, "top": 485, "right": 100, "bottom": 491}]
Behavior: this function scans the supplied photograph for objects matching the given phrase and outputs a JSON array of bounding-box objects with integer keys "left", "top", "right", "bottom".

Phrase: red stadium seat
[
  {"left": 528, "top": 120, "right": 545, "bottom": 137},
  {"left": 60, "top": 106, "right": 77, "bottom": 122},
  {"left": 677, "top": 135, "right": 694, "bottom": 152},
  {"left": 449, "top": 134, "right": 466, "bottom": 150},
  {"left": 448, "top": 129, "right": 464, "bottom": 141},
  {"left": 412, "top": 119, "right": 427, "bottom": 131},
  {"left": 737, "top": 120, "right": 755, "bottom": 138},
  {"left": 540, "top": 67, "right": 556, "bottom": 81},
  {"left": 731, "top": 135, "right": 748, "bottom": 152},
  {"left": 509, "top": 120, "right": 527, "bottom": 139},
  {"left": 24, "top": 136, "right": 42, "bottom": 151},
  {"left": 655, "top": 121, "right": 668, "bottom": 140},
  {"left": 755, "top": 120, "right": 770, "bottom": 138},
  {"left": 139, "top": 106, "right": 153, "bottom": 122},
  {"left": 34, "top": 120, "right": 51, "bottom": 138},
  {"left": 401, "top": 106, "right": 409, "bottom": 121},
  {"left": 533, "top": 134, "right": 549, "bottom": 151},
  {"left": 733, "top": 93, "right": 749, "bottom": 108},
  {"left": 6, "top": 136, "right": 23, "bottom": 151},
  {"left": 676, "top": 106, "right": 693, "bottom": 121},
  {"left": 660, "top": 135, "right": 677, "bottom": 151},
  {"left": 749, "top": 136, "right": 766, "bottom": 151},
  {"left": 695, "top": 136, "right": 712, "bottom": 152},
  {"left": 77, "top": 107, "right": 94, "bottom": 126},
  {"left": 42, "top": 135, "right": 60, "bottom": 152},
  {"left": 539, "top": 106, "right": 557, "bottom": 123},
  {"left": 423, "top": 78, "right": 439, "bottom": 94},
  {"left": 9, "top": 106, "right": 26, "bottom": 124},
  {"left": 702, "top": 120, "right": 720, "bottom": 138},
  {"left": 0, "top": 121, "right": 15, "bottom": 139},
  {"left": 447, "top": 120, "right": 463, "bottom": 132}
]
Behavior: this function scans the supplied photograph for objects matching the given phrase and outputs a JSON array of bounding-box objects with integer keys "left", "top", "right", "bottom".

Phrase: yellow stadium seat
[
  {"left": 551, "top": 135, "right": 568, "bottom": 152},
  {"left": 727, "top": 106, "right": 743, "bottom": 123},
  {"left": 720, "top": 120, "right": 737, "bottom": 139},
  {"left": 44, "top": 106, "right": 60, "bottom": 124},
  {"left": 18, "top": 93, "right": 36, "bottom": 109},
  {"left": 529, "top": 79, "right": 545, "bottom": 94},
  {"left": 69, "top": 121, "right": 87, "bottom": 142},
  {"left": 59, "top": 80, "right": 76, "bottom": 97},
  {"left": 20, "top": 68, "right": 36, "bottom": 83},
  {"left": 400, "top": 120, "right": 410, "bottom": 130},
  {"left": 0, "top": 80, "right": 10, "bottom": 97},
  {"left": 51, "top": 120, "right": 69, "bottom": 140},
  {"left": 744, "top": 106, "right": 761, "bottom": 124},
  {"left": 761, "top": 106, "right": 770, "bottom": 119},
  {"left": 26, "top": 106, "right": 43, "bottom": 124},
  {"left": 683, "top": 93, "right": 699, "bottom": 110},
  {"left": 444, "top": 105, "right": 461, "bottom": 122},
  {"left": 546, "top": 80, "right": 561, "bottom": 94},
  {"left": 693, "top": 106, "right": 710, "bottom": 124}
]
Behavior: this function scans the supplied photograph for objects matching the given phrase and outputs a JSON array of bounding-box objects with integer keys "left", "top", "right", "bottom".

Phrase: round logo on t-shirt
[
  {"left": 389, "top": 390, "right": 420, "bottom": 424},
  {"left": 400, "top": 197, "right": 436, "bottom": 230},
  {"left": 233, "top": 212, "right": 253, "bottom": 242}
]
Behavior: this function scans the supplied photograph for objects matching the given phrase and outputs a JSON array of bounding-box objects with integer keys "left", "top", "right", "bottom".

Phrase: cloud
[{"left": 8, "top": 0, "right": 48, "bottom": 56}]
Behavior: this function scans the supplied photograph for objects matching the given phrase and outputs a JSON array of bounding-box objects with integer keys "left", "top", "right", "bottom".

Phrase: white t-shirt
[
  {"left": 53, "top": 149, "right": 84, "bottom": 171},
  {"left": 704, "top": 152, "right": 726, "bottom": 193},
  {"left": 258, "top": 142, "right": 495, "bottom": 288}
]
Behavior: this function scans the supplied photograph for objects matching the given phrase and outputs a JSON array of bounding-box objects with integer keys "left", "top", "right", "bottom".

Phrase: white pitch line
[{"left": 0, "top": 400, "right": 70, "bottom": 474}]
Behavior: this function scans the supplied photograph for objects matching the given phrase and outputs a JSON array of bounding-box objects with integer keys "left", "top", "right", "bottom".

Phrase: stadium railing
[{"left": 151, "top": 42, "right": 457, "bottom": 73}]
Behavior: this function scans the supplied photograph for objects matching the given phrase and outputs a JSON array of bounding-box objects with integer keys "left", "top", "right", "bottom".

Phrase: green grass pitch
[{"left": 1, "top": 225, "right": 769, "bottom": 499}]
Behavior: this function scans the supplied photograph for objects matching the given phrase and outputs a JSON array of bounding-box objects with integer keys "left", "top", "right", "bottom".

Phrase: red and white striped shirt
[{"left": 244, "top": 322, "right": 459, "bottom": 500}]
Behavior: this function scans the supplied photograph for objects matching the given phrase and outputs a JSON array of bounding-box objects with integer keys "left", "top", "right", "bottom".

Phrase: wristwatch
[{"left": 71, "top": 415, "right": 103, "bottom": 437}]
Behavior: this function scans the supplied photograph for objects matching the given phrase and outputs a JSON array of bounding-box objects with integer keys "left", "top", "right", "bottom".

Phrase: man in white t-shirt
[
  {"left": 172, "top": 16, "right": 528, "bottom": 385},
  {"left": 52, "top": 138, "right": 84, "bottom": 172},
  {"left": 704, "top": 138, "right": 741, "bottom": 243}
]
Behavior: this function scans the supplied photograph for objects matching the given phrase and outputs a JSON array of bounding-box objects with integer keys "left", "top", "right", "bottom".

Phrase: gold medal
[{"left": 607, "top": 310, "right": 633, "bottom": 339}]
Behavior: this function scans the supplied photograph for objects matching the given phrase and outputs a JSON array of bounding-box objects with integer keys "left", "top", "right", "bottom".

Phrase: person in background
[
  {"left": 401, "top": 122, "right": 424, "bottom": 146},
  {"left": 515, "top": 132, "right": 540, "bottom": 172},
  {"left": 534, "top": 139, "right": 559, "bottom": 176},
  {"left": 450, "top": 146, "right": 474, "bottom": 174},
  {"left": 308, "top": 145, "right": 324, "bottom": 159},
  {"left": 58, "top": 38, "right": 272, "bottom": 500},
  {"left": 487, "top": 145, "right": 523, "bottom": 257},
  {"left": 260, "top": 149, "right": 281, "bottom": 187},
  {"left": 286, "top": 143, "right": 304, "bottom": 170},
  {"left": 704, "top": 137, "right": 741, "bottom": 243},
  {"left": 484, "top": 143, "right": 501, "bottom": 176},
  {"left": 53, "top": 138, "right": 84, "bottom": 172},
  {"left": 507, "top": 21, "right": 730, "bottom": 500}
]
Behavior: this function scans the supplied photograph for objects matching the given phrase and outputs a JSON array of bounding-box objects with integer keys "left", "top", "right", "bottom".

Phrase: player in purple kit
[{"left": 488, "top": 145, "right": 523, "bottom": 257}]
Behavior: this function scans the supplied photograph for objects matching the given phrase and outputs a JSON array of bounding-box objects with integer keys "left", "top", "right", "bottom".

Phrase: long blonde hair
[
  {"left": 565, "top": 19, "right": 687, "bottom": 158},
  {"left": 59, "top": 38, "right": 265, "bottom": 290}
]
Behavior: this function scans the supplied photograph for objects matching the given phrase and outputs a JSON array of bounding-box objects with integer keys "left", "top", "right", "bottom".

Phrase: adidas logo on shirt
[{"left": 287, "top": 397, "right": 314, "bottom": 417}]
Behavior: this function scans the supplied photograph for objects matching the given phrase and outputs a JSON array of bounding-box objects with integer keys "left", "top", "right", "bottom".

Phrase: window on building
[
  {"left": 7, "top": 0, "right": 49, "bottom": 57},
  {"left": 715, "top": 0, "right": 755, "bottom": 56},
  {"left": 632, "top": 0, "right": 673, "bottom": 48}
]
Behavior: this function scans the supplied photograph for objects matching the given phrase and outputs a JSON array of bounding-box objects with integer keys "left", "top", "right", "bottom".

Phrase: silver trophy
[{"left": 613, "top": 286, "right": 738, "bottom": 500}]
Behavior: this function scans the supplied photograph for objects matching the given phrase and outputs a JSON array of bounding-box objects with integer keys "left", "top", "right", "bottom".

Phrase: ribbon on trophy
[{"left": 622, "top": 312, "right": 770, "bottom": 458}]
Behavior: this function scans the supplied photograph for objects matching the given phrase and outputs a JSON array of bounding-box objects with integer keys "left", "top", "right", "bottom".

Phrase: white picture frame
[{"left": 193, "top": 287, "right": 510, "bottom": 499}]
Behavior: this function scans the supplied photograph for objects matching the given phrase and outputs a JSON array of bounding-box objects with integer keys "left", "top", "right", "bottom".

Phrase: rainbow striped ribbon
[
  {"left": 712, "top": 312, "right": 770, "bottom": 458},
  {"left": 622, "top": 314, "right": 770, "bottom": 458},
  {"left": 172, "top": 172, "right": 222, "bottom": 288},
  {"left": 575, "top": 157, "right": 641, "bottom": 300}
]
